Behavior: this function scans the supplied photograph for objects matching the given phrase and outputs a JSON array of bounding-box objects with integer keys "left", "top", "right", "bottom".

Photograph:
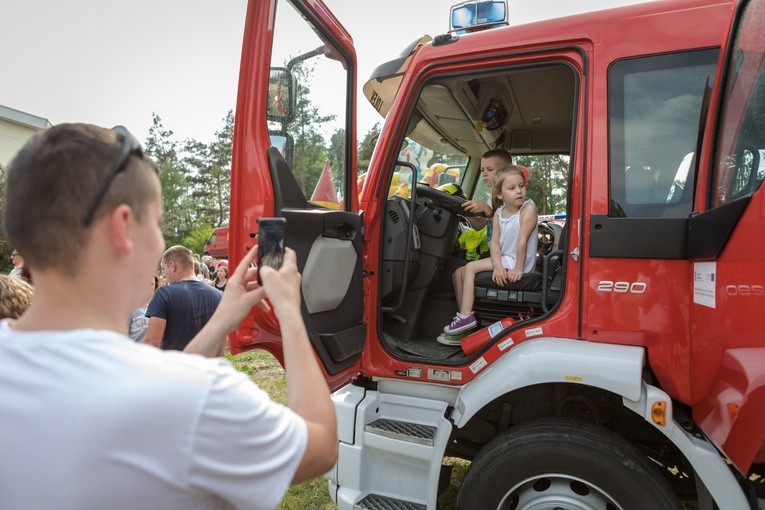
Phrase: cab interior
[{"left": 377, "top": 62, "right": 575, "bottom": 363}]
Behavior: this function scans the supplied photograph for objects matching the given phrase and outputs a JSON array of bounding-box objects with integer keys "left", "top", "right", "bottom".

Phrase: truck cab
[
  {"left": 203, "top": 226, "right": 229, "bottom": 259},
  {"left": 229, "top": 0, "right": 765, "bottom": 508}
]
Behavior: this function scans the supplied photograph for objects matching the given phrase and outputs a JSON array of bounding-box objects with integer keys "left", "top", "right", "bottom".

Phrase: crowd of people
[
  {"left": 0, "top": 123, "right": 336, "bottom": 510},
  {"left": 5, "top": 236, "right": 233, "bottom": 351}
]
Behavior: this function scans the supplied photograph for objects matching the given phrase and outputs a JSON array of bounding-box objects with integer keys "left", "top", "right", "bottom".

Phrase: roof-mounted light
[{"left": 450, "top": 0, "right": 508, "bottom": 34}]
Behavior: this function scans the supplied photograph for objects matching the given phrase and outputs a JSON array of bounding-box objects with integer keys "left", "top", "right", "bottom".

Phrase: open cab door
[
  {"left": 228, "top": 0, "right": 364, "bottom": 391},
  {"left": 690, "top": 0, "right": 765, "bottom": 475}
]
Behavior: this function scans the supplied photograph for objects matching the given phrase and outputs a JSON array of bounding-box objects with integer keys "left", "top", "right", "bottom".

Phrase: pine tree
[
  {"left": 286, "top": 62, "right": 336, "bottom": 196},
  {"left": 144, "top": 113, "right": 195, "bottom": 245}
]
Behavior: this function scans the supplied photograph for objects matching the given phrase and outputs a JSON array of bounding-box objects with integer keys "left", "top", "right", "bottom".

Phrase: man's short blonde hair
[{"left": 162, "top": 245, "right": 194, "bottom": 271}]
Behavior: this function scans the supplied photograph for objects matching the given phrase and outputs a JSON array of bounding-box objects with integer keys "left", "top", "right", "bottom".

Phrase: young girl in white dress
[{"left": 444, "top": 165, "right": 538, "bottom": 335}]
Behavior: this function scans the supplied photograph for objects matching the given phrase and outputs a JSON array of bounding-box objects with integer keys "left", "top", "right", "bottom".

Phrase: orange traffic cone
[{"left": 311, "top": 159, "right": 339, "bottom": 209}]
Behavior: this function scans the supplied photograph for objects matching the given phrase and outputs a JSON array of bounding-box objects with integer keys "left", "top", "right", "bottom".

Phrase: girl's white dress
[{"left": 497, "top": 200, "right": 538, "bottom": 273}]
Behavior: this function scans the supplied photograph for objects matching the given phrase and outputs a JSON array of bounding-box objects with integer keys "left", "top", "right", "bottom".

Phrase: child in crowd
[
  {"left": 0, "top": 274, "right": 33, "bottom": 320},
  {"left": 444, "top": 165, "right": 538, "bottom": 335}
]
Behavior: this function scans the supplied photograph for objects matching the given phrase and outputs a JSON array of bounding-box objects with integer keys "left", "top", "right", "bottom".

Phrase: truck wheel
[{"left": 456, "top": 419, "right": 682, "bottom": 510}]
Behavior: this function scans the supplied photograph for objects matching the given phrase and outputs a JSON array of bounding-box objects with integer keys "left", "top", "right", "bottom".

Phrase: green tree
[
  {"left": 144, "top": 113, "right": 194, "bottom": 246},
  {"left": 328, "top": 128, "right": 346, "bottom": 192},
  {"left": 184, "top": 224, "right": 214, "bottom": 255},
  {"left": 357, "top": 123, "right": 380, "bottom": 175},
  {"left": 0, "top": 163, "right": 12, "bottom": 274},
  {"left": 184, "top": 111, "right": 233, "bottom": 228},
  {"left": 514, "top": 155, "right": 568, "bottom": 215},
  {"left": 0, "top": 163, "right": 6, "bottom": 235},
  {"left": 208, "top": 111, "right": 233, "bottom": 226},
  {"left": 287, "top": 62, "right": 336, "bottom": 196}
]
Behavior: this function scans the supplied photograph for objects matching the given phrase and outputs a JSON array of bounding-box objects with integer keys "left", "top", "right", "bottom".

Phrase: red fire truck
[{"left": 228, "top": 0, "right": 765, "bottom": 507}]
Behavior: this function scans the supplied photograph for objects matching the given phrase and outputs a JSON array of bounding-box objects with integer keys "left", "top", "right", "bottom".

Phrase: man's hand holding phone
[
  {"left": 257, "top": 217, "right": 286, "bottom": 284},
  {"left": 258, "top": 248, "right": 301, "bottom": 318}
]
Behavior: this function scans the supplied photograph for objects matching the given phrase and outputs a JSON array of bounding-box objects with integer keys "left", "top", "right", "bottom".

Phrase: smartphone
[{"left": 257, "top": 217, "right": 286, "bottom": 283}]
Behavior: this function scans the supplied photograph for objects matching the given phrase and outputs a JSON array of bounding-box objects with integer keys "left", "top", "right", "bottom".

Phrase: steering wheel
[{"left": 416, "top": 183, "right": 482, "bottom": 216}]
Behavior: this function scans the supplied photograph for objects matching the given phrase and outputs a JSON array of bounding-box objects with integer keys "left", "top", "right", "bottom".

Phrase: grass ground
[{"left": 228, "top": 350, "right": 336, "bottom": 509}]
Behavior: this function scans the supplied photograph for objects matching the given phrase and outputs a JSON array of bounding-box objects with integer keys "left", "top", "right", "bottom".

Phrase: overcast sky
[{"left": 2, "top": 0, "right": 651, "bottom": 145}]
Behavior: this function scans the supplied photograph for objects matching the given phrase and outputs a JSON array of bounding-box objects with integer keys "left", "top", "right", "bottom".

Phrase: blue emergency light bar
[{"left": 450, "top": 0, "right": 508, "bottom": 33}]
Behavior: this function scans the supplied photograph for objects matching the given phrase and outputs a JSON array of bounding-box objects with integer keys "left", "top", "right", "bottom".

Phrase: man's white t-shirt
[{"left": 0, "top": 321, "right": 308, "bottom": 510}]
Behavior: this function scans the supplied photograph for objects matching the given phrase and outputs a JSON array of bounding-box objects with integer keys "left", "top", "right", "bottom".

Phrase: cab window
[
  {"left": 608, "top": 49, "right": 718, "bottom": 217},
  {"left": 711, "top": 0, "right": 765, "bottom": 207},
  {"left": 269, "top": 0, "right": 351, "bottom": 210}
]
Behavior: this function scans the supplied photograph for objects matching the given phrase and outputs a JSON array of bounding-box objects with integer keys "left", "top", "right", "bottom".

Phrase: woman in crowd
[{"left": 212, "top": 264, "right": 228, "bottom": 292}]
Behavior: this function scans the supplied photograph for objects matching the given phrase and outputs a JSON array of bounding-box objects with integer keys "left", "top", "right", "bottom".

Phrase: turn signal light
[
  {"left": 651, "top": 401, "right": 667, "bottom": 426},
  {"left": 727, "top": 403, "right": 740, "bottom": 425}
]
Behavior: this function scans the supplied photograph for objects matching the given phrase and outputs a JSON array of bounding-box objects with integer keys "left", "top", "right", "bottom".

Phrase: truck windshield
[{"left": 385, "top": 64, "right": 573, "bottom": 215}]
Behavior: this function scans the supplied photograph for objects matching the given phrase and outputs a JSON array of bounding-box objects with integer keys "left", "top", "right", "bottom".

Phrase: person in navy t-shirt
[{"left": 146, "top": 245, "right": 223, "bottom": 352}]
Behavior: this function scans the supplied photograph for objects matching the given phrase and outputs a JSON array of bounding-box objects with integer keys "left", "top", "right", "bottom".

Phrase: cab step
[
  {"left": 354, "top": 493, "right": 426, "bottom": 510},
  {"left": 365, "top": 418, "right": 436, "bottom": 446},
  {"left": 331, "top": 386, "right": 457, "bottom": 510}
]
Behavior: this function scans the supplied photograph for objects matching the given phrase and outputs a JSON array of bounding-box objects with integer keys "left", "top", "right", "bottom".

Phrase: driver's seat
[
  {"left": 473, "top": 248, "right": 564, "bottom": 325},
  {"left": 473, "top": 272, "right": 544, "bottom": 324}
]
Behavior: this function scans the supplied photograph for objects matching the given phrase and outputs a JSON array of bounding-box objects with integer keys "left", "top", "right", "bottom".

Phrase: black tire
[{"left": 456, "top": 419, "right": 682, "bottom": 510}]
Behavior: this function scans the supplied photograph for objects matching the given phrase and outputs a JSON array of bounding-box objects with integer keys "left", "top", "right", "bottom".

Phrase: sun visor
[{"left": 363, "top": 35, "right": 432, "bottom": 118}]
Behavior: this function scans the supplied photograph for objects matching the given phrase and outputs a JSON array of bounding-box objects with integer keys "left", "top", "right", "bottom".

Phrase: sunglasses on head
[{"left": 82, "top": 126, "right": 144, "bottom": 226}]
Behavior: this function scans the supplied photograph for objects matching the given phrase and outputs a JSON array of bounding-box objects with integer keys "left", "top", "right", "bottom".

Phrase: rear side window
[{"left": 608, "top": 49, "right": 718, "bottom": 217}]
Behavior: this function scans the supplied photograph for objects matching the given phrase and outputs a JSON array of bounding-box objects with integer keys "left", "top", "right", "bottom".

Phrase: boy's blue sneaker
[{"left": 444, "top": 312, "right": 477, "bottom": 335}]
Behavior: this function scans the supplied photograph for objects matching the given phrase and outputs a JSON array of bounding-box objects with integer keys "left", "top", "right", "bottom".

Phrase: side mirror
[{"left": 267, "top": 67, "right": 297, "bottom": 124}]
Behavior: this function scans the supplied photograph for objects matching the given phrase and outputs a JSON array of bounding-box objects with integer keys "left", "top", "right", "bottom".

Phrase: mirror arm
[{"left": 287, "top": 45, "right": 327, "bottom": 71}]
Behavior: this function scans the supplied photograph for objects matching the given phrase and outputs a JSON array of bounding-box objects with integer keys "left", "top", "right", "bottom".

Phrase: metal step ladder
[
  {"left": 331, "top": 386, "right": 455, "bottom": 510},
  {"left": 365, "top": 418, "right": 436, "bottom": 446},
  {"left": 354, "top": 492, "right": 426, "bottom": 510}
]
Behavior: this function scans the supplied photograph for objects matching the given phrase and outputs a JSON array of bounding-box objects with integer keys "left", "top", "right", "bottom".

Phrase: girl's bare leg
[
  {"left": 453, "top": 266, "right": 466, "bottom": 311},
  {"left": 459, "top": 258, "right": 494, "bottom": 315}
]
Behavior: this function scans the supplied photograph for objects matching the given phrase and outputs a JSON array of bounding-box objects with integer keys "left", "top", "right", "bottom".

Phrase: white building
[{"left": 0, "top": 105, "right": 52, "bottom": 167}]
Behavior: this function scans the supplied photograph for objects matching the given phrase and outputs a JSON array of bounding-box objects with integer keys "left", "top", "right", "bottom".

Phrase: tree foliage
[
  {"left": 357, "top": 123, "right": 380, "bottom": 175},
  {"left": 145, "top": 113, "right": 193, "bottom": 246},
  {"left": 183, "top": 110, "right": 233, "bottom": 229},
  {"left": 144, "top": 112, "right": 232, "bottom": 249},
  {"left": 184, "top": 224, "right": 215, "bottom": 256},
  {"left": 0, "top": 163, "right": 12, "bottom": 274},
  {"left": 286, "top": 62, "right": 337, "bottom": 197},
  {"left": 514, "top": 155, "right": 569, "bottom": 215}
]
